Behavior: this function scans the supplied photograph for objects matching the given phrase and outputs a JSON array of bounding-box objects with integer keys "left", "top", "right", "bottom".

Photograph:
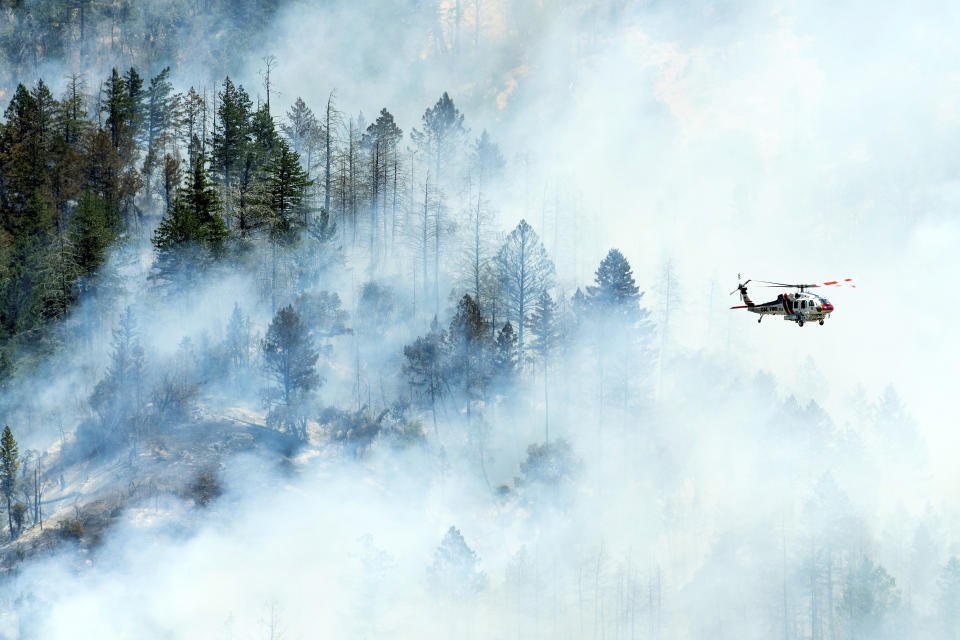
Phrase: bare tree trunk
[
  {"left": 474, "top": 191, "right": 481, "bottom": 303},
  {"left": 826, "top": 548, "right": 834, "bottom": 640},
  {"left": 423, "top": 177, "right": 429, "bottom": 311},
  {"left": 325, "top": 92, "right": 333, "bottom": 214},
  {"left": 369, "top": 145, "right": 378, "bottom": 264},
  {"left": 433, "top": 194, "right": 440, "bottom": 316},
  {"left": 544, "top": 358, "right": 550, "bottom": 444},
  {"left": 391, "top": 154, "right": 398, "bottom": 253}
]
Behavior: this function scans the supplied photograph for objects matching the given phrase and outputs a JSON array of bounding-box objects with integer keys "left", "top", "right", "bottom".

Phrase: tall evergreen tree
[
  {"left": 494, "top": 219, "right": 554, "bottom": 363},
  {"left": 0, "top": 351, "right": 12, "bottom": 390},
  {"left": 471, "top": 129, "right": 504, "bottom": 192},
  {"left": 428, "top": 526, "right": 486, "bottom": 597},
  {"left": 412, "top": 93, "right": 466, "bottom": 309},
  {"left": 211, "top": 77, "right": 252, "bottom": 189},
  {"left": 445, "top": 294, "right": 492, "bottom": 423},
  {"left": 282, "top": 97, "right": 319, "bottom": 171},
  {"left": 261, "top": 139, "right": 313, "bottom": 243},
  {"left": 582, "top": 248, "right": 651, "bottom": 425},
  {"left": 586, "top": 248, "right": 642, "bottom": 320},
  {"left": 403, "top": 318, "right": 447, "bottom": 439},
  {"left": 411, "top": 92, "right": 466, "bottom": 186},
  {"left": 152, "top": 152, "right": 226, "bottom": 282},
  {"left": 224, "top": 302, "right": 250, "bottom": 374},
  {"left": 528, "top": 290, "right": 562, "bottom": 442},
  {"left": 141, "top": 67, "right": 178, "bottom": 202},
  {"left": 362, "top": 108, "right": 402, "bottom": 260},
  {"left": 0, "top": 426, "right": 19, "bottom": 538},
  {"left": 0, "top": 84, "right": 45, "bottom": 220},
  {"left": 840, "top": 556, "right": 900, "bottom": 640},
  {"left": 493, "top": 321, "right": 518, "bottom": 381},
  {"left": 262, "top": 305, "right": 320, "bottom": 409},
  {"left": 939, "top": 557, "right": 960, "bottom": 639},
  {"left": 90, "top": 307, "right": 145, "bottom": 447},
  {"left": 248, "top": 103, "right": 279, "bottom": 170},
  {"left": 70, "top": 191, "right": 114, "bottom": 276}
]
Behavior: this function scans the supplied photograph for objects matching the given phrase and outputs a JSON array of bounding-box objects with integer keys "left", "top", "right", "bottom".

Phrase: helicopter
[{"left": 729, "top": 275, "right": 854, "bottom": 327}]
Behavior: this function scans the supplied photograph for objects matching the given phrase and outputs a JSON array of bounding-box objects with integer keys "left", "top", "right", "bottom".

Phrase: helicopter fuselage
[{"left": 733, "top": 290, "right": 834, "bottom": 326}]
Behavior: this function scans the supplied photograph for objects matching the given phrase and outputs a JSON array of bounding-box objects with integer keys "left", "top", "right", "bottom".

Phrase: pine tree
[
  {"left": 224, "top": 302, "right": 250, "bottom": 373},
  {"left": 152, "top": 152, "right": 227, "bottom": 281},
  {"left": 518, "top": 438, "right": 579, "bottom": 487},
  {"left": 102, "top": 68, "right": 142, "bottom": 159},
  {"left": 411, "top": 92, "right": 466, "bottom": 186},
  {"left": 528, "top": 290, "right": 562, "bottom": 442},
  {"left": 260, "top": 139, "right": 313, "bottom": 243},
  {"left": 180, "top": 88, "right": 206, "bottom": 165},
  {"left": 211, "top": 77, "right": 252, "bottom": 189},
  {"left": 403, "top": 318, "right": 447, "bottom": 439},
  {"left": 583, "top": 249, "right": 651, "bottom": 425},
  {"left": 248, "top": 103, "right": 279, "bottom": 171},
  {"left": 282, "top": 97, "right": 319, "bottom": 170},
  {"left": 161, "top": 153, "right": 182, "bottom": 213},
  {"left": 362, "top": 108, "right": 402, "bottom": 261},
  {"left": 0, "top": 350, "right": 12, "bottom": 389},
  {"left": 262, "top": 305, "right": 320, "bottom": 408},
  {"left": 122, "top": 67, "right": 145, "bottom": 142},
  {"left": 493, "top": 322, "right": 518, "bottom": 381},
  {"left": 141, "top": 67, "right": 178, "bottom": 203},
  {"left": 939, "top": 557, "right": 960, "bottom": 639},
  {"left": 90, "top": 307, "right": 145, "bottom": 447},
  {"left": 586, "top": 248, "right": 642, "bottom": 320},
  {"left": 411, "top": 93, "right": 466, "bottom": 309},
  {"left": 58, "top": 73, "right": 89, "bottom": 149},
  {"left": 494, "top": 219, "right": 555, "bottom": 363},
  {"left": 70, "top": 191, "right": 114, "bottom": 276},
  {"left": 0, "top": 84, "right": 45, "bottom": 220},
  {"left": 0, "top": 426, "right": 21, "bottom": 538},
  {"left": 462, "top": 130, "right": 503, "bottom": 306},
  {"left": 428, "top": 526, "right": 486, "bottom": 597},
  {"left": 294, "top": 291, "right": 350, "bottom": 341},
  {"left": 446, "top": 294, "right": 492, "bottom": 423},
  {"left": 471, "top": 129, "right": 504, "bottom": 191},
  {"left": 840, "top": 556, "right": 900, "bottom": 640}
]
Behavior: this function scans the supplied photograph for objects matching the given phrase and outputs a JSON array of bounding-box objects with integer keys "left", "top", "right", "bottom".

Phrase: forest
[{"left": 0, "top": 1, "right": 957, "bottom": 639}]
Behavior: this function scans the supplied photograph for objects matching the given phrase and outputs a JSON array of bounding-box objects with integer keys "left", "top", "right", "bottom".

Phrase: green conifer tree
[{"left": 0, "top": 426, "right": 20, "bottom": 538}]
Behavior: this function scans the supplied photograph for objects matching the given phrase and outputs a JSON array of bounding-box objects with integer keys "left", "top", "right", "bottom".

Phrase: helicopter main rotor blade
[{"left": 820, "top": 278, "right": 856, "bottom": 287}]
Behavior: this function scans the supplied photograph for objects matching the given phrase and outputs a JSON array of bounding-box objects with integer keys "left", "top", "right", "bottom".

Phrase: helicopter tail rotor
[{"left": 729, "top": 275, "right": 754, "bottom": 306}]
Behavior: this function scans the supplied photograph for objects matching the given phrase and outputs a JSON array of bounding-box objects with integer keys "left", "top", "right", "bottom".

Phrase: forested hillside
[
  {"left": 0, "top": 0, "right": 288, "bottom": 95},
  {"left": 0, "top": 1, "right": 957, "bottom": 639}
]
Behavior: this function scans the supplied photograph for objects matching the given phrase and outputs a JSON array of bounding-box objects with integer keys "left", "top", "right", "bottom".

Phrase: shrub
[
  {"left": 10, "top": 502, "right": 27, "bottom": 532},
  {"left": 58, "top": 519, "right": 83, "bottom": 540},
  {"left": 188, "top": 469, "right": 222, "bottom": 507}
]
